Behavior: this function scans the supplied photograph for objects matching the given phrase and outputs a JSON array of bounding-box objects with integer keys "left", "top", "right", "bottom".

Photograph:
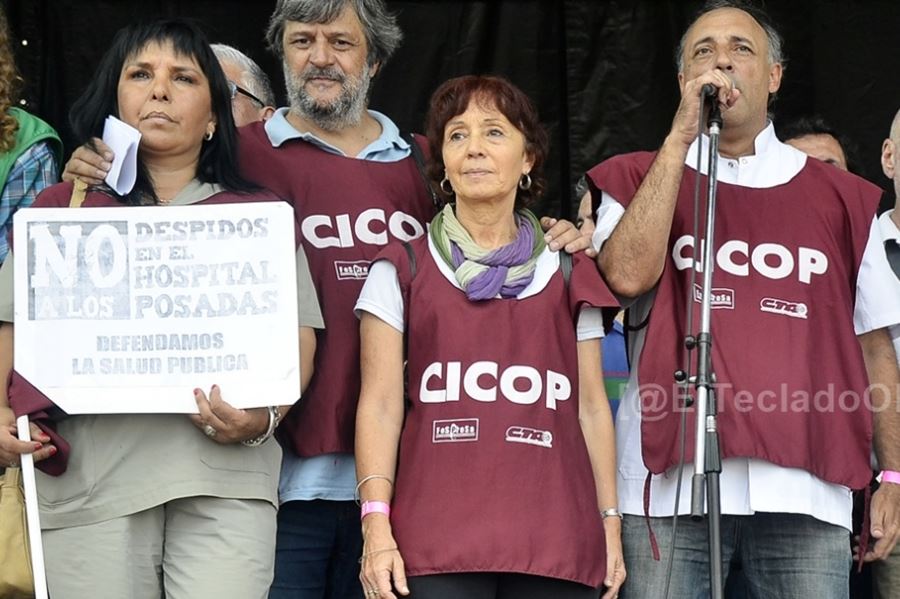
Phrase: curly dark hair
[
  {"left": 424, "top": 75, "right": 549, "bottom": 209},
  {"left": 0, "top": 7, "right": 22, "bottom": 153}
]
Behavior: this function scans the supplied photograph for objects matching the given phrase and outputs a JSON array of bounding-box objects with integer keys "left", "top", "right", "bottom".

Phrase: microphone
[{"left": 700, "top": 83, "right": 723, "bottom": 128}]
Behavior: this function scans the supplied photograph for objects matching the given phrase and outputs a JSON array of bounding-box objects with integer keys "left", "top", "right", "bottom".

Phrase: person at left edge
[
  {"left": 0, "top": 19, "right": 322, "bottom": 599},
  {"left": 0, "top": 5, "right": 61, "bottom": 263}
]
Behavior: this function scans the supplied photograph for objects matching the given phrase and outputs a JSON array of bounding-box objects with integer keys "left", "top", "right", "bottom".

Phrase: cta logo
[
  {"left": 505, "top": 426, "right": 553, "bottom": 448},
  {"left": 693, "top": 284, "right": 735, "bottom": 309},
  {"left": 759, "top": 297, "right": 808, "bottom": 319},
  {"left": 432, "top": 418, "right": 479, "bottom": 443},
  {"left": 334, "top": 260, "right": 370, "bottom": 281}
]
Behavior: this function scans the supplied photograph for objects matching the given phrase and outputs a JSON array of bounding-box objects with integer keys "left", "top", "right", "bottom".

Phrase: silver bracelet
[
  {"left": 600, "top": 508, "right": 624, "bottom": 520},
  {"left": 355, "top": 474, "right": 394, "bottom": 504},
  {"left": 241, "top": 406, "right": 281, "bottom": 447}
]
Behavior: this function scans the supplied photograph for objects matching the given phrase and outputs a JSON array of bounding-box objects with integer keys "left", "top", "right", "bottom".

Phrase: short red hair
[{"left": 424, "top": 75, "right": 548, "bottom": 208}]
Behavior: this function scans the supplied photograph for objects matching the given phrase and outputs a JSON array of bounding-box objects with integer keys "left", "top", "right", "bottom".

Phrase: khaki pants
[{"left": 43, "top": 496, "right": 276, "bottom": 599}]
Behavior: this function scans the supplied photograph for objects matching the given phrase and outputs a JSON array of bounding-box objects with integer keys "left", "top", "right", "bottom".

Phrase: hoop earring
[
  {"left": 205, "top": 130, "right": 214, "bottom": 141},
  {"left": 440, "top": 177, "right": 454, "bottom": 195},
  {"left": 518, "top": 173, "right": 532, "bottom": 191}
]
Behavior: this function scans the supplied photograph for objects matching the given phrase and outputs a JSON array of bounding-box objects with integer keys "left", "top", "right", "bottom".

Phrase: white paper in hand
[{"left": 102, "top": 115, "right": 141, "bottom": 195}]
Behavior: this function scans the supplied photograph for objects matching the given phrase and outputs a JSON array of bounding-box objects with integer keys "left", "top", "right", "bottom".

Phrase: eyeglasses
[{"left": 227, "top": 80, "right": 265, "bottom": 108}]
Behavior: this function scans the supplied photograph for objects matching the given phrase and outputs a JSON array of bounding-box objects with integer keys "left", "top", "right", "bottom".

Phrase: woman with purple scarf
[{"left": 353, "top": 75, "right": 625, "bottom": 599}]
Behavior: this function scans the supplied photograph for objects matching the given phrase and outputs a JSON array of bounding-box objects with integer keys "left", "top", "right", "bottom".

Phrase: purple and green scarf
[{"left": 430, "top": 203, "right": 545, "bottom": 301}]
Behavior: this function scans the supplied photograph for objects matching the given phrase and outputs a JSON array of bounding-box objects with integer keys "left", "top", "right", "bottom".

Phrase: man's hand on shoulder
[{"left": 540, "top": 216, "right": 597, "bottom": 257}]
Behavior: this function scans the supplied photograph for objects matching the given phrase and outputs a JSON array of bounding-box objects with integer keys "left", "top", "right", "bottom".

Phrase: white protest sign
[{"left": 13, "top": 201, "right": 301, "bottom": 413}]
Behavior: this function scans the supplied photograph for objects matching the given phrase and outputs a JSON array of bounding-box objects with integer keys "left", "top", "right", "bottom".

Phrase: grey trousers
[
  {"left": 873, "top": 541, "right": 900, "bottom": 599},
  {"left": 42, "top": 496, "right": 276, "bottom": 599}
]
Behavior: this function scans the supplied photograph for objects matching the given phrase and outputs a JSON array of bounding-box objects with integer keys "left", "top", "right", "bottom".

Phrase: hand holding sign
[{"left": 188, "top": 384, "right": 271, "bottom": 444}]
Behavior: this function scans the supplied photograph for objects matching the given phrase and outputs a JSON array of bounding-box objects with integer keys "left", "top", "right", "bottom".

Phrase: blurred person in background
[{"left": 0, "top": 6, "right": 61, "bottom": 263}]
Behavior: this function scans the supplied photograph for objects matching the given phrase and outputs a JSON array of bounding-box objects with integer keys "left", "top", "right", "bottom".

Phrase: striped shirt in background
[{"left": 0, "top": 140, "right": 59, "bottom": 260}]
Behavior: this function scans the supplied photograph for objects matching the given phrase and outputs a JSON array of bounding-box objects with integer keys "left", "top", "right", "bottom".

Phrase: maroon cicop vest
[
  {"left": 375, "top": 238, "right": 617, "bottom": 587},
  {"left": 238, "top": 123, "right": 434, "bottom": 456},
  {"left": 587, "top": 152, "right": 881, "bottom": 490},
  {"left": 7, "top": 181, "right": 286, "bottom": 475}
]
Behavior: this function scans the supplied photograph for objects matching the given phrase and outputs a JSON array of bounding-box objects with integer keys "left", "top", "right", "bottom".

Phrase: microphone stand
[{"left": 688, "top": 99, "right": 724, "bottom": 599}]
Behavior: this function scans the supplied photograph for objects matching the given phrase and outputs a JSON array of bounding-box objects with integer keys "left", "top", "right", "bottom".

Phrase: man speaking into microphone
[{"left": 581, "top": 1, "right": 900, "bottom": 597}]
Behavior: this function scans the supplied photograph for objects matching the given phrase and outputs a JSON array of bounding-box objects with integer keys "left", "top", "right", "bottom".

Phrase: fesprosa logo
[
  {"left": 432, "top": 418, "right": 479, "bottom": 443},
  {"left": 334, "top": 261, "right": 370, "bottom": 280}
]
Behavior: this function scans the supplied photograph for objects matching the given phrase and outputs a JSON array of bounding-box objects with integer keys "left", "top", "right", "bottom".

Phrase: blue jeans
[
  {"left": 269, "top": 500, "right": 364, "bottom": 599},
  {"left": 620, "top": 512, "right": 850, "bottom": 599}
]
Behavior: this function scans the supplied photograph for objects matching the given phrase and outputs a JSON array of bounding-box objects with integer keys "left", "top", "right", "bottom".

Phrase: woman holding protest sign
[{"left": 0, "top": 19, "right": 321, "bottom": 598}]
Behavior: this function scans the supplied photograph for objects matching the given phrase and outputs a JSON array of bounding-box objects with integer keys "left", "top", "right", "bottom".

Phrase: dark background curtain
[{"left": 5, "top": 0, "right": 899, "bottom": 217}]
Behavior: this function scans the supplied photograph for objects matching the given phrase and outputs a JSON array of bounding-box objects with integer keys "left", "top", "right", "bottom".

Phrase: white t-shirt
[{"left": 591, "top": 124, "right": 900, "bottom": 530}]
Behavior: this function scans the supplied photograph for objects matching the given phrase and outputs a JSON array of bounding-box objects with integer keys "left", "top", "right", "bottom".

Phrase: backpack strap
[
  {"left": 399, "top": 241, "right": 418, "bottom": 408},
  {"left": 402, "top": 240, "right": 417, "bottom": 280},
  {"left": 398, "top": 240, "right": 417, "bottom": 320},
  {"left": 886, "top": 240, "right": 900, "bottom": 281},
  {"left": 402, "top": 132, "right": 441, "bottom": 212},
  {"left": 559, "top": 250, "right": 572, "bottom": 286},
  {"left": 69, "top": 179, "right": 88, "bottom": 208}
]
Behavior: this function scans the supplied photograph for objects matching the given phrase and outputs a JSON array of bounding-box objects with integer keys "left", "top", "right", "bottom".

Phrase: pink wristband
[
  {"left": 882, "top": 471, "right": 900, "bottom": 485},
  {"left": 360, "top": 500, "right": 391, "bottom": 520}
]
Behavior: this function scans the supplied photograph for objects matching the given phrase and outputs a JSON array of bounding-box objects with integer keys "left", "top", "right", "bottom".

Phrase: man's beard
[{"left": 285, "top": 61, "right": 371, "bottom": 132}]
